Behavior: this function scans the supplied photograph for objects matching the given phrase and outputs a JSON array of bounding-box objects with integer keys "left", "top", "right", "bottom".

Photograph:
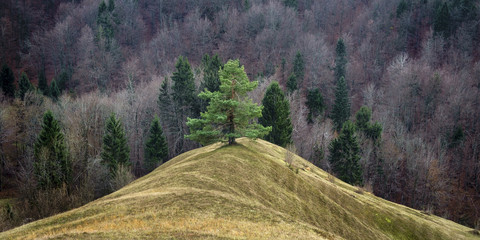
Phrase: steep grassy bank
[{"left": 0, "top": 138, "right": 477, "bottom": 239}]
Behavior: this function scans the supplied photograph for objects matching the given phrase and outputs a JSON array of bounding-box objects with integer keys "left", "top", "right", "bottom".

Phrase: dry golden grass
[{"left": 0, "top": 138, "right": 478, "bottom": 239}]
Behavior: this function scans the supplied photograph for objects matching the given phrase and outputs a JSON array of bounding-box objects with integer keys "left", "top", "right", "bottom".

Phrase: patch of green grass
[{"left": 0, "top": 138, "right": 478, "bottom": 239}]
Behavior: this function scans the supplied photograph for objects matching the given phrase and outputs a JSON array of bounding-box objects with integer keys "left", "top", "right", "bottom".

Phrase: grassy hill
[{"left": 0, "top": 138, "right": 478, "bottom": 239}]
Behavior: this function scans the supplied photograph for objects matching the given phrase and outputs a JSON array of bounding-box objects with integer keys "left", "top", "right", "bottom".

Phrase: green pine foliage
[
  {"left": 332, "top": 76, "right": 350, "bottom": 131},
  {"left": 144, "top": 116, "right": 168, "bottom": 173},
  {"left": 328, "top": 120, "right": 363, "bottom": 185},
  {"left": 101, "top": 113, "right": 130, "bottom": 176},
  {"left": 259, "top": 82, "right": 293, "bottom": 147},
  {"left": 434, "top": 2, "right": 452, "bottom": 38},
  {"left": 50, "top": 79, "right": 60, "bottom": 101},
  {"left": 0, "top": 64, "right": 15, "bottom": 98},
  {"left": 38, "top": 69, "right": 49, "bottom": 96},
  {"left": 334, "top": 38, "right": 347, "bottom": 82},
  {"left": 34, "top": 110, "right": 71, "bottom": 189},
  {"left": 293, "top": 51, "right": 305, "bottom": 85},
  {"left": 286, "top": 73, "right": 297, "bottom": 93},
  {"left": 305, "top": 88, "right": 325, "bottom": 124},
  {"left": 186, "top": 59, "right": 271, "bottom": 145},
  {"left": 18, "top": 72, "right": 33, "bottom": 100}
]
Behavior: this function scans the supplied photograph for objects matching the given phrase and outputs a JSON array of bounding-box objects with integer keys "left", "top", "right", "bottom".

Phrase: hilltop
[{"left": 0, "top": 138, "right": 477, "bottom": 239}]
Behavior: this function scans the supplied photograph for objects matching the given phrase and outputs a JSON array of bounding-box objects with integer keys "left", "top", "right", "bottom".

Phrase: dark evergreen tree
[
  {"left": 201, "top": 54, "right": 223, "bottom": 93},
  {"left": 331, "top": 76, "right": 350, "bottom": 131},
  {"left": 328, "top": 120, "right": 362, "bottom": 185},
  {"left": 50, "top": 79, "right": 60, "bottom": 101},
  {"left": 38, "top": 69, "right": 49, "bottom": 96},
  {"left": 170, "top": 56, "right": 197, "bottom": 153},
  {"left": 97, "top": 0, "right": 116, "bottom": 50},
  {"left": 101, "top": 113, "right": 130, "bottom": 176},
  {"left": 292, "top": 51, "right": 305, "bottom": 86},
  {"left": 56, "top": 70, "right": 69, "bottom": 91},
  {"left": 34, "top": 110, "right": 71, "bottom": 189},
  {"left": 305, "top": 88, "right": 325, "bottom": 124},
  {"left": 286, "top": 73, "right": 297, "bottom": 93},
  {"left": 355, "top": 106, "right": 372, "bottom": 132},
  {"left": 283, "top": 0, "right": 298, "bottom": 9},
  {"left": 144, "top": 116, "right": 168, "bottom": 173},
  {"left": 434, "top": 2, "right": 452, "bottom": 38},
  {"left": 172, "top": 56, "right": 196, "bottom": 113},
  {"left": 354, "top": 106, "right": 382, "bottom": 143},
  {"left": 0, "top": 64, "right": 15, "bottom": 98},
  {"left": 396, "top": 0, "right": 409, "bottom": 17},
  {"left": 18, "top": 72, "right": 33, "bottom": 100},
  {"left": 334, "top": 38, "right": 347, "bottom": 82},
  {"left": 259, "top": 82, "right": 293, "bottom": 147}
]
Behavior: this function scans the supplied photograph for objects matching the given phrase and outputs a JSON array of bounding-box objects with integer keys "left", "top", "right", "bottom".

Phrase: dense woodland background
[{"left": 1, "top": 0, "right": 480, "bottom": 230}]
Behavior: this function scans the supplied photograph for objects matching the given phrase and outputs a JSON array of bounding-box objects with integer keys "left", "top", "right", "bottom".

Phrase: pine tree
[
  {"left": 186, "top": 59, "right": 271, "bottom": 145},
  {"left": 334, "top": 38, "right": 347, "bottom": 82},
  {"left": 144, "top": 116, "right": 168, "bottom": 173},
  {"left": 34, "top": 110, "right": 71, "bottom": 189},
  {"left": 18, "top": 72, "right": 33, "bottom": 100},
  {"left": 434, "top": 2, "right": 452, "bottom": 38},
  {"left": 286, "top": 73, "right": 297, "bottom": 93},
  {"left": 328, "top": 120, "right": 362, "bottom": 185},
  {"left": 332, "top": 76, "right": 350, "bottom": 131},
  {"left": 50, "top": 79, "right": 60, "bottom": 101},
  {"left": 0, "top": 64, "right": 15, "bottom": 98},
  {"left": 293, "top": 51, "right": 305, "bottom": 87},
  {"left": 259, "top": 82, "right": 293, "bottom": 147},
  {"left": 101, "top": 113, "right": 130, "bottom": 176},
  {"left": 38, "top": 69, "right": 49, "bottom": 96},
  {"left": 305, "top": 88, "right": 325, "bottom": 124}
]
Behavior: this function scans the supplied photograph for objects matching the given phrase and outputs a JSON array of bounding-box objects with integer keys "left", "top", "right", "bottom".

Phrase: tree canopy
[
  {"left": 259, "top": 81, "right": 292, "bottom": 147},
  {"left": 186, "top": 59, "right": 271, "bottom": 145}
]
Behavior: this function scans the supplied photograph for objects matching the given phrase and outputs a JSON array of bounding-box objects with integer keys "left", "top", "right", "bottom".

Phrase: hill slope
[{"left": 0, "top": 138, "right": 477, "bottom": 239}]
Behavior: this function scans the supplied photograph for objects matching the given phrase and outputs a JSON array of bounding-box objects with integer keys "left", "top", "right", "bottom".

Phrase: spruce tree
[
  {"left": 286, "top": 73, "right": 297, "bottom": 93},
  {"left": 305, "top": 88, "right": 325, "bottom": 124},
  {"left": 101, "top": 113, "right": 130, "bottom": 176},
  {"left": 259, "top": 82, "right": 293, "bottom": 147},
  {"left": 34, "top": 110, "right": 71, "bottom": 189},
  {"left": 334, "top": 38, "right": 347, "bottom": 82},
  {"left": 172, "top": 56, "right": 196, "bottom": 111},
  {"left": 293, "top": 51, "right": 305, "bottom": 85},
  {"left": 18, "top": 72, "right": 33, "bottom": 100},
  {"left": 328, "top": 120, "right": 362, "bottom": 185},
  {"left": 355, "top": 106, "right": 372, "bottom": 132},
  {"left": 434, "top": 2, "right": 452, "bottom": 38},
  {"left": 38, "top": 69, "right": 49, "bottom": 96},
  {"left": 186, "top": 59, "right": 271, "bottom": 145},
  {"left": 144, "top": 116, "right": 168, "bottom": 173},
  {"left": 50, "top": 79, "right": 60, "bottom": 101},
  {"left": 354, "top": 106, "right": 382, "bottom": 143},
  {"left": 332, "top": 76, "right": 350, "bottom": 131},
  {"left": 201, "top": 54, "right": 223, "bottom": 93},
  {"left": 0, "top": 64, "right": 15, "bottom": 98},
  {"left": 283, "top": 0, "right": 298, "bottom": 9}
]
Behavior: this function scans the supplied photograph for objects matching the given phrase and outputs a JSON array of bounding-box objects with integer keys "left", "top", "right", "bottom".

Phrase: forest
[{"left": 0, "top": 0, "right": 479, "bottom": 231}]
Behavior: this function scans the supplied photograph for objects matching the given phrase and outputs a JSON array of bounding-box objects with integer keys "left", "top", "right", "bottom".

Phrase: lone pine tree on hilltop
[{"left": 186, "top": 59, "right": 271, "bottom": 145}]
